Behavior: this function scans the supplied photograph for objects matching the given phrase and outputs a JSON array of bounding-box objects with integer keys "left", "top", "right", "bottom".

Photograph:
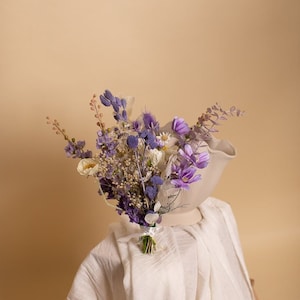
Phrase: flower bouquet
[{"left": 47, "top": 90, "right": 242, "bottom": 253}]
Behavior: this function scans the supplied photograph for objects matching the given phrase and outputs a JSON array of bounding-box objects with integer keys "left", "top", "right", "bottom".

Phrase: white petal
[
  {"left": 77, "top": 158, "right": 99, "bottom": 176},
  {"left": 154, "top": 201, "right": 161, "bottom": 212},
  {"left": 145, "top": 213, "right": 160, "bottom": 225}
]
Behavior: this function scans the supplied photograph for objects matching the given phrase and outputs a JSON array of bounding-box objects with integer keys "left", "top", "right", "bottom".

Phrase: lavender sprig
[{"left": 46, "top": 116, "right": 92, "bottom": 158}]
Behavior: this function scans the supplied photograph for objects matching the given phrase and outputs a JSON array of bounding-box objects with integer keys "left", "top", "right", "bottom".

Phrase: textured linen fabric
[{"left": 67, "top": 197, "right": 255, "bottom": 300}]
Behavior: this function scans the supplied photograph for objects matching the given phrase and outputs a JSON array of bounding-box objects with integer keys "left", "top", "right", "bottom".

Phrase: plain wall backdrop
[{"left": 0, "top": 1, "right": 299, "bottom": 299}]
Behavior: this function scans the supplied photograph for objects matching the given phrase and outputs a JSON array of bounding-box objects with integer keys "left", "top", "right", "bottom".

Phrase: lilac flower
[
  {"left": 143, "top": 112, "right": 159, "bottom": 132},
  {"left": 96, "top": 131, "right": 117, "bottom": 156},
  {"left": 144, "top": 176, "right": 163, "bottom": 203},
  {"left": 195, "top": 152, "right": 210, "bottom": 169},
  {"left": 127, "top": 208, "right": 147, "bottom": 225},
  {"left": 127, "top": 135, "right": 139, "bottom": 149},
  {"left": 132, "top": 120, "right": 142, "bottom": 132},
  {"left": 111, "top": 97, "right": 121, "bottom": 113},
  {"left": 117, "top": 195, "right": 148, "bottom": 226},
  {"left": 140, "top": 130, "right": 159, "bottom": 149},
  {"left": 171, "top": 159, "right": 189, "bottom": 177},
  {"left": 113, "top": 105, "right": 128, "bottom": 121},
  {"left": 172, "top": 117, "right": 190, "bottom": 135},
  {"left": 121, "top": 98, "right": 126, "bottom": 109},
  {"left": 151, "top": 175, "right": 163, "bottom": 185},
  {"left": 121, "top": 110, "right": 127, "bottom": 120},
  {"left": 145, "top": 185, "right": 158, "bottom": 200},
  {"left": 81, "top": 150, "right": 93, "bottom": 158},
  {"left": 171, "top": 166, "right": 201, "bottom": 189},
  {"left": 76, "top": 140, "right": 85, "bottom": 148},
  {"left": 100, "top": 90, "right": 114, "bottom": 106},
  {"left": 64, "top": 140, "right": 92, "bottom": 159},
  {"left": 178, "top": 144, "right": 209, "bottom": 169},
  {"left": 114, "top": 113, "right": 121, "bottom": 121},
  {"left": 64, "top": 142, "right": 76, "bottom": 157},
  {"left": 96, "top": 131, "right": 107, "bottom": 146},
  {"left": 100, "top": 90, "right": 128, "bottom": 121}
]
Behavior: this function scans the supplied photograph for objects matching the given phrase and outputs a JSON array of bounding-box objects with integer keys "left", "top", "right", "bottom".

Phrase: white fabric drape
[{"left": 67, "top": 197, "right": 255, "bottom": 300}]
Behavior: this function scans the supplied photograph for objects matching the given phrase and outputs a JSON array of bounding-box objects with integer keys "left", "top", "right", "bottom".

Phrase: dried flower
[{"left": 47, "top": 89, "right": 243, "bottom": 253}]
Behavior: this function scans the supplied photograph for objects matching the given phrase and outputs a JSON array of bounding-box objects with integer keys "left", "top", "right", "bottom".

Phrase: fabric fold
[
  {"left": 113, "top": 217, "right": 186, "bottom": 300},
  {"left": 66, "top": 198, "right": 255, "bottom": 300}
]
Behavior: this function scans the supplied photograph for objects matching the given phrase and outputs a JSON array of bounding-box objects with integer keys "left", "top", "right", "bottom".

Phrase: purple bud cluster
[
  {"left": 64, "top": 140, "right": 92, "bottom": 159},
  {"left": 96, "top": 130, "right": 118, "bottom": 157},
  {"left": 100, "top": 90, "right": 127, "bottom": 122}
]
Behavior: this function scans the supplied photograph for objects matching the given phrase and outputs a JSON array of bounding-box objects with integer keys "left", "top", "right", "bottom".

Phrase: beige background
[{"left": 1, "top": 0, "right": 299, "bottom": 299}]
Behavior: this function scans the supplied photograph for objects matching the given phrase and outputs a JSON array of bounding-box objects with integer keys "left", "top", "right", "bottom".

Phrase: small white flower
[
  {"left": 77, "top": 158, "right": 99, "bottom": 176},
  {"left": 148, "top": 148, "right": 164, "bottom": 167},
  {"left": 145, "top": 212, "right": 160, "bottom": 226},
  {"left": 157, "top": 132, "right": 178, "bottom": 148}
]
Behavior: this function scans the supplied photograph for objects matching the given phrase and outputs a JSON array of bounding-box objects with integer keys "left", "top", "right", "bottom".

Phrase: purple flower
[
  {"left": 140, "top": 130, "right": 159, "bottom": 149},
  {"left": 143, "top": 113, "right": 159, "bottom": 132},
  {"left": 114, "top": 113, "right": 121, "bottom": 121},
  {"left": 151, "top": 175, "right": 163, "bottom": 185},
  {"left": 121, "top": 98, "right": 126, "bottom": 109},
  {"left": 64, "top": 140, "right": 92, "bottom": 159},
  {"left": 81, "top": 150, "right": 93, "bottom": 158},
  {"left": 96, "top": 131, "right": 109, "bottom": 146},
  {"left": 100, "top": 90, "right": 128, "bottom": 121},
  {"left": 172, "top": 117, "right": 190, "bottom": 135},
  {"left": 100, "top": 90, "right": 114, "bottom": 106},
  {"left": 76, "top": 140, "right": 85, "bottom": 148},
  {"left": 96, "top": 131, "right": 117, "bottom": 156},
  {"left": 132, "top": 120, "right": 142, "bottom": 132},
  {"left": 64, "top": 142, "right": 76, "bottom": 157},
  {"left": 117, "top": 195, "right": 148, "bottom": 226},
  {"left": 145, "top": 185, "right": 158, "bottom": 200},
  {"left": 171, "top": 166, "right": 201, "bottom": 189},
  {"left": 139, "top": 130, "right": 159, "bottom": 149},
  {"left": 127, "top": 135, "right": 139, "bottom": 149},
  {"left": 122, "top": 110, "right": 127, "bottom": 120},
  {"left": 127, "top": 208, "right": 146, "bottom": 225},
  {"left": 111, "top": 97, "right": 121, "bottom": 113},
  {"left": 178, "top": 144, "right": 209, "bottom": 169},
  {"left": 195, "top": 152, "right": 210, "bottom": 169}
]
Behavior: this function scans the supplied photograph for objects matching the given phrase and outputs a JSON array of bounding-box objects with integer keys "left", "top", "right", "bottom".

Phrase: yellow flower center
[
  {"left": 182, "top": 176, "right": 189, "bottom": 183},
  {"left": 84, "top": 163, "right": 96, "bottom": 170},
  {"left": 161, "top": 134, "right": 169, "bottom": 141}
]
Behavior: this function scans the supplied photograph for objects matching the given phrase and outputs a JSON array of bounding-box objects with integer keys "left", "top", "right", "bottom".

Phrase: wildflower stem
[
  {"left": 134, "top": 149, "right": 149, "bottom": 209},
  {"left": 47, "top": 117, "right": 74, "bottom": 144},
  {"left": 99, "top": 185, "right": 121, "bottom": 210},
  {"left": 90, "top": 94, "right": 105, "bottom": 130}
]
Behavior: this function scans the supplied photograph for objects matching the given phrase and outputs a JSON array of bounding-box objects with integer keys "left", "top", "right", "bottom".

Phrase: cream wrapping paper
[{"left": 67, "top": 197, "right": 255, "bottom": 300}]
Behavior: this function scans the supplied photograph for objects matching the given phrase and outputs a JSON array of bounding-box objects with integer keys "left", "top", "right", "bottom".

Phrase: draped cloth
[{"left": 67, "top": 197, "right": 255, "bottom": 300}]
